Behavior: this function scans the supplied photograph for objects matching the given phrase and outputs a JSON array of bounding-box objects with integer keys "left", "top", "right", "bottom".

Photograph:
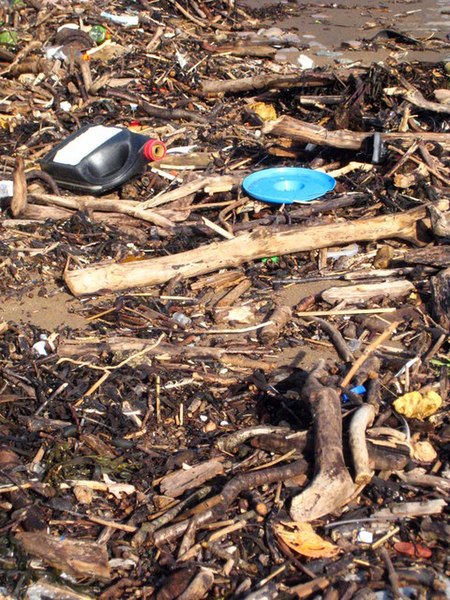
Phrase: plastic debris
[
  {"left": 59, "top": 101, "right": 72, "bottom": 112},
  {"left": 261, "top": 256, "right": 279, "bottom": 265},
  {"left": 357, "top": 530, "right": 373, "bottom": 544},
  {"left": 41, "top": 125, "right": 166, "bottom": 194},
  {"left": 0, "top": 30, "right": 18, "bottom": 46},
  {"left": 248, "top": 102, "right": 277, "bottom": 121},
  {"left": 100, "top": 11, "right": 139, "bottom": 27},
  {"left": 45, "top": 45, "right": 67, "bottom": 60},
  {"left": 343, "top": 384, "right": 366, "bottom": 403},
  {"left": 297, "top": 54, "right": 315, "bottom": 69},
  {"left": 175, "top": 49, "right": 188, "bottom": 69},
  {"left": 172, "top": 312, "right": 192, "bottom": 329},
  {"left": 32, "top": 340, "right": 48, "bottom": 357},
  {"left": 0, "top": 180, "right": 14, "bottom": 198},
  {"left": 393, "top": 390, "right": 443, "bottom": 420},
  {"left": 89, "top": 25, "right": 109, "bottom": 44},
  {"left": 394, "top": 541, "right": 432, "bottom": 559}
]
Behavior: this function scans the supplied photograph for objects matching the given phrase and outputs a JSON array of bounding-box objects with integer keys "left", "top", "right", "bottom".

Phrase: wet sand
[{"left": 239, "top": 0, "right": 450, "bottom": 66}]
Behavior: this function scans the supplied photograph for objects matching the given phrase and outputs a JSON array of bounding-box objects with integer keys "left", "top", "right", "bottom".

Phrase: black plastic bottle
[{"left": 41, "top": 125, "right": 166, "bottom": 195}]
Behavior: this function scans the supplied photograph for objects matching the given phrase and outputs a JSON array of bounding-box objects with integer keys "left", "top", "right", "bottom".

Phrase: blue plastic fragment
[
  {"left": 342, "top": 384, "right": 367, "bottom": 403},
  {"left": 242, "top": 167, "right": 336, "bottom": 204}
]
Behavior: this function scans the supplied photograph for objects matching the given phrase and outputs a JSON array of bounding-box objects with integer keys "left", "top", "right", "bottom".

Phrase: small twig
[
  {"left": 296, "top": 308, "right": 396, "bottom": 317},
  {"left": 341, "top": 321, "right": 401, "bottom": 388},
  {"left": 377, "top": 546, "right": 409, "bottom": 600},
  {"left": 190, "top": 321, "right": 273, "bottom": 335}
]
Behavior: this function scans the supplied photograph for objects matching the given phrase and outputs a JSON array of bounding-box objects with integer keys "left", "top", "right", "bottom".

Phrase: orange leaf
[{"left": 273, "top": 521, "right": 340, "bottom": 559}]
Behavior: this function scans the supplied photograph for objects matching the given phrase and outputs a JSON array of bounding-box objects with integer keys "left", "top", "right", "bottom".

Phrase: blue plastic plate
[{"left": 242, "top": 167, "right": 336, "bottom": 204}]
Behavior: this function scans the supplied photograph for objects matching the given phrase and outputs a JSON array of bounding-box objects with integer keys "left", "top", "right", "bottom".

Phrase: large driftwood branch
[
  {"left": 201, "top": 69, "right": 362, "bottom": 95},
  {"left": 385, "top": 85, "right": 450, "bottom": 115},
  {"left": 290, "top": 361, "right": 355, "bottom": 522},
  {"left": 30, "top": 192, "right": 176, "bottom": 229},
  {"left": 64, "top": 201, "right": 448, "bottom": 297},
  {"left": 58, "top": 337, "right": 275, "bottom": 371},
  {"left": 263, "top": 116, "right": 450, "bottom": 150}
]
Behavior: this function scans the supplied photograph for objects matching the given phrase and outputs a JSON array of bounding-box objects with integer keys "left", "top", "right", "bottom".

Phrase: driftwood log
[
  {"left": 201, "top": 69, "right": 362, "bottom": 95},
  {"left": 29, "top": 191, "right": 176, "bottom": 229},
  {"left": 404, "top": 245, "right": 450, "bottom": 267},
  {"left": 15, "top": 531, "right": 111, "bottom": 581},
  {"left": 263, "top": 116, "right": 450, "bottom": 150},
  {"left": 58, "top": 337, "right": 275, "bottom": 371},
  {"left": 64, "top": 201, "right": 449, "bottom": 297},
  {"left": 290, "top": 360, "right": 355, "bottom": 522}
]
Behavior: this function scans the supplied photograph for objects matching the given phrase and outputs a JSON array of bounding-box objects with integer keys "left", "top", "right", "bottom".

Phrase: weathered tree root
[
  {"left": 290, "top": 361, "right": 355, "bottom": 522},
  {"left": 349, "top": 404, "right": 377, "bottom": 484},
  {"left": 153, "top": 458, "right": 308, "bottom": 547}
]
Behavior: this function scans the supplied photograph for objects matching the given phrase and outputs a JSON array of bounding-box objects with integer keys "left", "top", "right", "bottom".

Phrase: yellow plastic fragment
[
  {"left": 248, "top": 102, "right": 277, "bottom": 121},
  {"left": 393, "top": 390, "right": 443, "bottom": 420}
]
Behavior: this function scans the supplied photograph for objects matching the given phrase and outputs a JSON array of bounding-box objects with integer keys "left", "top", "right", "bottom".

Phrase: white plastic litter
[
  {"left": 357, "top": 530, "right": 373, "bottom": 544},
  {"left": 0, "top": 180, "right": 14, "bottom": 198},
  {"left": 175, "top": 49, "right": 188, "bottom": 69},
  {"left": 100, "top": 11, "right": 139, "bottom": 27},
  {"left": 45, "top": 45, "right": 67, "bottom": 60},
  {"left": 32, "top": 341, "right": 48, "bottom": 357},
  {"left": 297, "top": 54, "right": 315, "bottom": 69},
  {"left": 57, "top": 23, "right": 79, "bottom": 32},
  {"left": 167, "top": 145, "right": 198, "bottom": 155}
]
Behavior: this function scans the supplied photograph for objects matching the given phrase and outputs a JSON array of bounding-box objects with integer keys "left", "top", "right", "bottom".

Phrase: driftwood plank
[
  {"left": 15, "top": 532, "right": 111, "bottom": 581},
  {"left": 160, "top": 459, "right": 225, "bottom": 498},
  {"left": 64, "top": 201, "right": 448, "bottom": 297}
]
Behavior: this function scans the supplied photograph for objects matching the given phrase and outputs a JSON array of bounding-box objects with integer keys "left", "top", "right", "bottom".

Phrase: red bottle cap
[{"left": 143, "top": 139, "right": 166, "bottom": 162}]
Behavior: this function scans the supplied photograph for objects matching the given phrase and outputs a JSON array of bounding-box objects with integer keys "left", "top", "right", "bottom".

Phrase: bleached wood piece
[{"left": 64, "top": 201, "right": 447, "bottom": 297}]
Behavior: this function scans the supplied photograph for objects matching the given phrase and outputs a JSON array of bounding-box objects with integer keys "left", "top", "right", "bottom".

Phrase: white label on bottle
[{"left": 53, "top": 125, "right": 122, "bottom": 166}]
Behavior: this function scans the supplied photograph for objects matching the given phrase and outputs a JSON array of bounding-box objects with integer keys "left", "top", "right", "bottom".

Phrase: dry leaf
[
  {"left": 103, "top": 473, "right": 136, "bottom": 499},
  {"left": 273, "top": 521, "right": 340, "bottom": 558},
  {"left": 394, "top": 172, "right": 416, "bottom": 189},
  {"left": 73, "top": 484, "right": 94, "bottom": 505},
  {"left": 393, "top": 390, "right": 443, "bottom": 420}
]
